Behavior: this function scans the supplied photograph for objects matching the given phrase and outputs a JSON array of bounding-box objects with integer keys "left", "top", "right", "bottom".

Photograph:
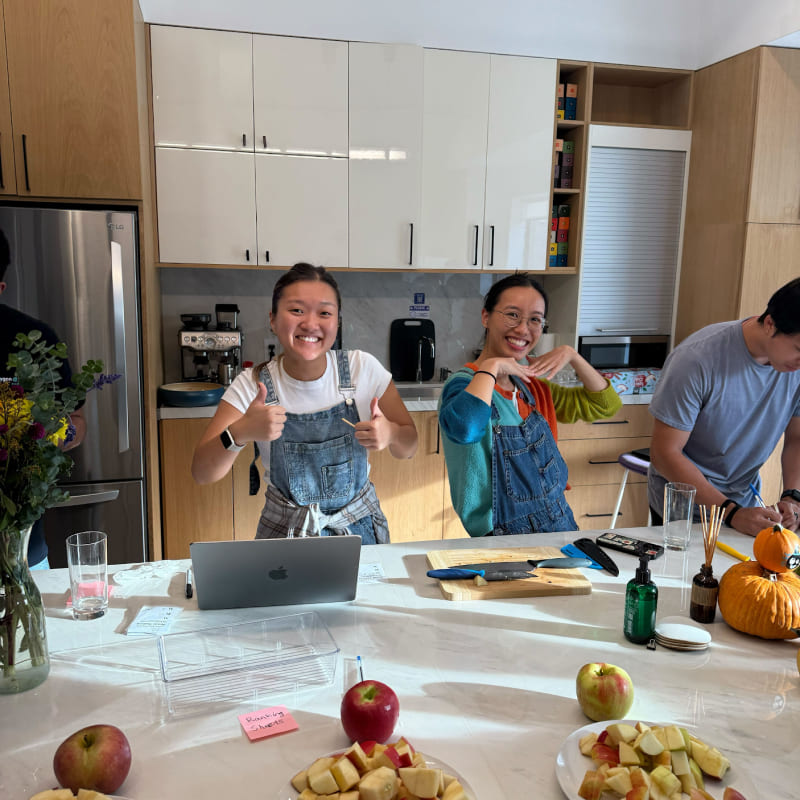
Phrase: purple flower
[
  {"left": 29, "top": 422, "right": 46, "bottom": 440},
  {"left": 10, "top": 383, "right": 24, "bottom": 397},
  {"left": 0, "top": 424, "right": 7, "bottom": 434},
  {"left": 65, "top": 423, "right": 76, "bottom": 444},
  {"left": 92, "top": 373, "right": 122, "bottom": 391},
  {"left": 0, "top": 448, "right": 7, "bottom": 461}
]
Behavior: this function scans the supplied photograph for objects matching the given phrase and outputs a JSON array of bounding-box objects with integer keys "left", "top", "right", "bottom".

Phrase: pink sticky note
[{"left": 238, "top": 705, "right": 299, "bottom": 741}]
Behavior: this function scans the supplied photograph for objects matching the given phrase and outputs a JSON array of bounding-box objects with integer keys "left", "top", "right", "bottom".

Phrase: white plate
[
  {"left": 555, "top": 720, "right": 760, "bottom": 800},
  {"left": 656, "top": 617, "right": 712, "bottom": 646},
  {"left": 277, "top": 751, "right": 477, "bottom": 800}
]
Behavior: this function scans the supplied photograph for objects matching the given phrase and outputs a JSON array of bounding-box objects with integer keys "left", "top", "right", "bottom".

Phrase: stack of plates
[{"left": 654, "top": 616, "right": 712, "bottom": 651}]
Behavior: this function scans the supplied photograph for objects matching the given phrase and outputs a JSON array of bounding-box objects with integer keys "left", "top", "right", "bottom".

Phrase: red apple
[
  {"left": 575, "top": 662, "right": 634, "bottom": 722},
  {"left": 340, "top": 680, "right": 400, "bottom": 743},
  {"left": 53, "top": 723, "right": 132, "bottom": 794}
]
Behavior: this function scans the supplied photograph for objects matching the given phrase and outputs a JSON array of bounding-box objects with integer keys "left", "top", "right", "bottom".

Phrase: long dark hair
[
  {"left": 483, "top": 272, "right": 549, "bottom": 315},
  {"left": 251, "top": 263, "right": 341, "bottom": 380}
]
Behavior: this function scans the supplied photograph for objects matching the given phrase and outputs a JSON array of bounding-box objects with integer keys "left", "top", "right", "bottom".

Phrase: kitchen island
[{"left": 5, "top": 528, "right": 794, "bottom": 799}]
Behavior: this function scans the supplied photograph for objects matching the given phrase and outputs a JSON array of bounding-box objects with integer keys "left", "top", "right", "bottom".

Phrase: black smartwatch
[
  {"left": 781, "top": 489, "right": 800, "bottom": 504},
  {"left": 220, "top": 427, "right": 245, "bottom": 452}
]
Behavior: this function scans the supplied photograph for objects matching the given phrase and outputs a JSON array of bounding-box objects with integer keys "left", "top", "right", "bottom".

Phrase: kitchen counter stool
[{"left": 610, "top": 449, "right": 651, "bottom": 529}]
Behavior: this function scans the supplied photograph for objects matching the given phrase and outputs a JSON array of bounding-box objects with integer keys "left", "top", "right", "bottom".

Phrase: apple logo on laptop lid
[{"left": 269, "top": 565, "right": 288, "bottom": 581}]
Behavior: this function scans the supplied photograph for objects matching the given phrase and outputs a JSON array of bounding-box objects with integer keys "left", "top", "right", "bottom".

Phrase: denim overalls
[
  {"left": 490, "top": 378, "right": 577, "bottom": 534},
  {"left": 255, "top": 351, "right": 387, "bottom": 543}
]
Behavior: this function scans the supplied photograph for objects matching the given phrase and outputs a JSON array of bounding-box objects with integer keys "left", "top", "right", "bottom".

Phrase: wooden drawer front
[
  {"left": 561, "top": 436, "right": 651, "bottom": 486},
  {"left": 558, "top": 404, "right": 653, "bottom": 440},
  {"left": 568, "top": 482, "right": 650, "bottom": 530}
]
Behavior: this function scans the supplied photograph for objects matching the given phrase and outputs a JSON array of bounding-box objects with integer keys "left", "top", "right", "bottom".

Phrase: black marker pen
[{"left": 185, "top": 567, "right": 193, "bottom": 599}]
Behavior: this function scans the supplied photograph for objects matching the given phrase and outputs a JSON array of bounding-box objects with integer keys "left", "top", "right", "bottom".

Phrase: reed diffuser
[{"left": 690, "top": 505, "right": 722, "bottom": 623}]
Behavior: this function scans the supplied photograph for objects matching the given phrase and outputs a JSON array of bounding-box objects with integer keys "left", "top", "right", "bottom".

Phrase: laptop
[{"left": 190, "top": 535, "right": 362, "bottom": 610}]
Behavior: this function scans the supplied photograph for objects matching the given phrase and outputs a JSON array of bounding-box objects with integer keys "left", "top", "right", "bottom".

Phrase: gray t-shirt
[{"left": 648, "top": 320, "right": 800, "bottom": 514}]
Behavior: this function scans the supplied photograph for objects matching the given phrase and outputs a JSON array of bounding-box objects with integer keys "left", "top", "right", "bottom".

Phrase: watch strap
[
  {"left": 780, "top": 488, "right": 800, "bottom": 503},
  {"left": 220, "top": 427, "right": 245, "bottom": 452}
]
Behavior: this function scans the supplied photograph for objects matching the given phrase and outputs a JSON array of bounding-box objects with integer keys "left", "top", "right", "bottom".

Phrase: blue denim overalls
[
  {"left": 490, "top": 378, "right": 577, "bottom": 534},
  {"left": 256, "top": 351, "right": 386, "bottom": 543}
]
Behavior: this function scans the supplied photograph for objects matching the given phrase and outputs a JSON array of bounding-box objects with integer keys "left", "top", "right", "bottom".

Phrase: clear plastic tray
[{"left": 156, "top": 611, "right": 339, "bottom": 714}]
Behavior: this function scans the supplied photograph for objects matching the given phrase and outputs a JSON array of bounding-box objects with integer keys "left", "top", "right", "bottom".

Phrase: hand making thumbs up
[{"left": 353, "top": 397, "right": 392, "bottom": 451}]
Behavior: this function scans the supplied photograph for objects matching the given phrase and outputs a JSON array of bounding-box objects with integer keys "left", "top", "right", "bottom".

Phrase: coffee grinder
[{"left": 178, "top": 305, "right": 242, "bottom": 385}]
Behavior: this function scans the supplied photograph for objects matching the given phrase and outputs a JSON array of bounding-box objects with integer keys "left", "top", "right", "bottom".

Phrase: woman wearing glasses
[{"left": 438, "top": 273, "right": 621, "bottom": 536}]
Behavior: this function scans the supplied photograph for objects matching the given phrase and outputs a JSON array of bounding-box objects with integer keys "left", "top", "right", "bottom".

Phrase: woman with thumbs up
[{"left": 191, "top": 263, "right": 417, "bottom": 543}]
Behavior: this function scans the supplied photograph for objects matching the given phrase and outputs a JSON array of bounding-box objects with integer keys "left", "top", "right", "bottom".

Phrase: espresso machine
[{"left": 179, "top": 304, "right": 243, "bottom": 385}]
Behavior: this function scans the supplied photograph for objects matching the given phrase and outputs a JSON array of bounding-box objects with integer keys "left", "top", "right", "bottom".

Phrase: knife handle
[{"left": 427, "top": 568, "right": 484, "bottom": 580}]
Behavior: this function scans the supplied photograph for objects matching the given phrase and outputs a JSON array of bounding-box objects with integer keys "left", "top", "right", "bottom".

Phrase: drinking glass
[
  {"left": 663, "top": 483, "right": 696, "bottom": 551},
  {"left": 66, "top": 531, "right": 108, "bottom": 620}
]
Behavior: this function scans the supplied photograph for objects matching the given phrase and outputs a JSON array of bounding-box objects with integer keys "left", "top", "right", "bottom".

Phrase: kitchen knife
[
  {"left": 457, "top": 557, "right": 592, "bottom": 572},
  {"left": 427, "top": 568, "right": 536, "bottom": 581}
]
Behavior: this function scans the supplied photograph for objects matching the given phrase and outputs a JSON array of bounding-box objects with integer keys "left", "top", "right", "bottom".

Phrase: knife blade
[
  {"left": 427, "top": 568, "right": 536, "bottom": 581},
  {"left": 458, "top": 556, "right": 591, "bottom": 572}
]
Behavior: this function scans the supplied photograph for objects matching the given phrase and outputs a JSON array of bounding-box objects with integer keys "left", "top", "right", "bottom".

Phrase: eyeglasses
[{"left": 493, "top": 310, "right": 547, "bottom": 330}]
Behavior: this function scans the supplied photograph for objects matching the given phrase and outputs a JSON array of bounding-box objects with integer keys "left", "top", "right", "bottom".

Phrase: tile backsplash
[{"left": 159, "top": 269, "right": 500, "bottom": 383}]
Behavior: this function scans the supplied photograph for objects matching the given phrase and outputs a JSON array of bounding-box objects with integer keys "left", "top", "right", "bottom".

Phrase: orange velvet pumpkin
[
  {"left": 718, "top": 560, "right": 800, "bottom": 639},
  {"left": 752, "top": 524, "right": 800, "bottom": 573}
]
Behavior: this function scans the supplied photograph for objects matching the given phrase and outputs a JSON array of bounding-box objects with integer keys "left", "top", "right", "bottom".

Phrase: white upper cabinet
[
  {"left": 484, "top": 55, "right": 557, "bottom": 271},
  {"left": 155, "top": 148, "right": 257, "bottom": 265},
  {"left": 253, "top": 35, "right": 348, "bottom": 157},
  {"left": 255, "top": 154, "right": 348, "bottom": 267},
  {"left": 419, "top": 49, "right": 490, "bottom": 270},
  {"left": 151, "top": 26, "right": 254, "bottom": 151},
  {"left": 349, "top": 42, "right": 424, "bottom": 269}
]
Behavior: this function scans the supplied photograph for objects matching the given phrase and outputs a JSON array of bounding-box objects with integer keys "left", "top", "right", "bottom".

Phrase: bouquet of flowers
[{"left": 1, "top": 330, "right": 116, "bottom": 692}]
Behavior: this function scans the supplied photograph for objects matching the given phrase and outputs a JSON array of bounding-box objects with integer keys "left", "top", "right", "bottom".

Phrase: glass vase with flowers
[{"left": 1, "top": 331, "right": 114, "bottom": 693}]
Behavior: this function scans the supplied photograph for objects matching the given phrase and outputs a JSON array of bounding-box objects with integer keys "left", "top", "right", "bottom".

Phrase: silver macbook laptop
[{"left": 190, "top": 535, "right": 362, "bottom": 610}]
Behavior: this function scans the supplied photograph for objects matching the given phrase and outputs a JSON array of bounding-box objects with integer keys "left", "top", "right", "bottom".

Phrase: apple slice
[
  {"left": 297, "top": 790, "right": 317, "bottom": 800},
  {"left": 604, "top": 768, "right": 633, "bottom": 795},
  {"left": 636, "top": 730, "right": 664, "bottom": 756},
  {"left": 397, "top": 767, "right": 442, "bottom": 797},
  {"left": 670, "top": 748, "right": 690, "bottom": 776},
  {"left": 290, "top": 769, "right": 309, "bottom": 792},
  {"left": 650, "top": 765, "right": 681, "bottom": 797},
  {"left": 358, "top": 765, "right": 399, "bottom": 800},
  {"left": 441, "top": 780, "right": 467, "bottom": 800},
  {"left": 308, "top": 756, "right": 337, "bottom": 777},
  {"left": 393, "top": 740, "right": 415, "bottom": 767},
  {"left": 619, "top": 741, "right": 641, "bottom": 766},
  {"left": 625, "top": 788, "right": 648, "bottom": 800},
  {"left": 374, "top": 745, "right": 403, "bottom": 770},
  {"left": 579, "top": 732, "right": 599, "bottom": 756},
  {"left": 590, "top": 741, "right": 619, "bottom": 766},
  {"left": 76, "top": 793, "right": 112, "bottom": 800},
  {"left": 331, "top": 755, "right": 361, "bottom": 791},
  {"left": 307, "top": 766, "right": 339, "bottom": 795},
  {"left": 29, "top": 792, "right": 76, "bottom": 800},
  {"left": 606, "top": 722, "right": 638, "bottom": 745},
  {"left": 722, "top": 789, "right": 748, "bottom": 800},
  {"left": 345, "top": 742, "right": 371, "bottom": 773},
  {"left": 340, "top": 792, "right": 360, "bottom": 800},
  {"left": 689, "top": 789, "right": 715, "bottom": 800},
  {"left": 577, "top": 770, "right": 604, "bottom": 800}
]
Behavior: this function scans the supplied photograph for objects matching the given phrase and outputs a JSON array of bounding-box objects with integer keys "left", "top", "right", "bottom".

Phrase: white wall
[{"left": 138, "top": 0, "right": 800, "bottom": 70}]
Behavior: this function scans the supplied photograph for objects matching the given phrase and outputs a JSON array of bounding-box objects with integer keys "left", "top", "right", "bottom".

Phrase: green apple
[{"left": 575, "top": 663, "right": 634, "bottom": 722}]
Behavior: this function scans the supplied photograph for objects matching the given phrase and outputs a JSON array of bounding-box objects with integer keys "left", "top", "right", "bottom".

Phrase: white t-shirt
[{"left": 221, "top": 350, "right": 392, "bottom": 485}]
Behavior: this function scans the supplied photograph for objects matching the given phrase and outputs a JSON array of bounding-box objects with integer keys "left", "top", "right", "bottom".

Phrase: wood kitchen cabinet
[
  {"left": 159, "top": 418, "right": 263, "bottom": 559},
  {"left": 2, "top": 0, "right": 141, "bottom": 199},
  {"left": 418, "top": 49, "right": 557, "bottom": 272},
  {"left": 559, "top": 404, "right": 653, "bottom": 530},
  {"left": 368, "top": 411, "right": 468, "bottom": 542}
]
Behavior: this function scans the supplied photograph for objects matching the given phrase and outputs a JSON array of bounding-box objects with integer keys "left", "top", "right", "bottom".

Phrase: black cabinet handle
[
  {"left": 489, "top": 225, "right": 495, "bottom": 267},
  {"left": 262, "top": 135, "right": 267, "bottom": 149},
  {"left": 585, "top": 512, "right": 619, "bottom": 518},
  {"left": 588, "top": 459, "right": 620, "bottom": 465},
  {"left": 245, "top": 249, "right": 250, "bottom": 261},
  {"left": 264, "top": 250, "right": 270, "bottom": 263},
  {"left": 473, "top": 225, "right": 479, "bottom": 266},
  {"left": 435, "top": 422, "right": 441, "bottom": 455},
  {"left": 408, "top": 223, "right": 414, "bottom": 266},
  {"left": 591, "top": 420, "right": 629, "bottom": 425},
  {"left": 242, "top": 133, "right": 247, "bottom": 147},
  {"left": 0, "top": 133, "right": 4, "bottom": 189},
  {"left": 22, "top": 133, "right": 30, "bottom": 191}
]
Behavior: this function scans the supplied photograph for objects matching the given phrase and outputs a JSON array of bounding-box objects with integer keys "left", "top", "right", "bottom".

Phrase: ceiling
[{"left": 138, "top": 0, "right": 800, "bottom": 71}]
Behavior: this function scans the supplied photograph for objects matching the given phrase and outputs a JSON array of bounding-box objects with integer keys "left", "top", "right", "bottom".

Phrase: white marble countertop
[{"left": 6, "top": 527, "right": 791, "bottom": 800}]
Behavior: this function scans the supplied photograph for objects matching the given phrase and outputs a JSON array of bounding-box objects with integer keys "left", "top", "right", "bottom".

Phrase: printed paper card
[
  {"left": 239, "top": 705, "right": 299, "bottom": 741},
  {"left": 126, "top": 605, "right": 182, "bottom": 636}
]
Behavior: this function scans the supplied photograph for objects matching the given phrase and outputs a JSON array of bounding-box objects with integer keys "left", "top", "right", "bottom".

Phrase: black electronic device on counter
[
  {"left": 389, "top": 318, "right": 435, "bottom": 382},
  {"left": 596, "top": 532, "right": 664, "bottom": 560}
]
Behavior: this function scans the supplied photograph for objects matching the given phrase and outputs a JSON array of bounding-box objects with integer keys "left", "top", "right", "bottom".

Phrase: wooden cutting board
[{"left": 426, "top": 546, "right": 592, "bottom": 601}]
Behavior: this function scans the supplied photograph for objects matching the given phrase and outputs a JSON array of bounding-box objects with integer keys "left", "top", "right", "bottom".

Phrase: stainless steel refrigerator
[{"left": 0, "top": 205, "right": 147, "bottom": 567}]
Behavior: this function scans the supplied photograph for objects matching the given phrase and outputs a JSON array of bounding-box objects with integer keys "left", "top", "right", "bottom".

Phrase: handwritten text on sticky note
[{"left": 238, "top": 705, "right": 299, "bottom": 741}]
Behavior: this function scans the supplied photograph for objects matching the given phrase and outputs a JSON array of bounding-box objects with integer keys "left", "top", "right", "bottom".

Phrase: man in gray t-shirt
[{"left": 648, "top": 278, "right": 800, "bottom": 536}]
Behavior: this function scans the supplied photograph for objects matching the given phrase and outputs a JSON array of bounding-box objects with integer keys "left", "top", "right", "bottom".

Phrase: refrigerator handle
[
  {"left": 111, "top": 241, "right": 130, "bottom": 453},
  {"left": 52, "top": 490, "right": 120, "bottom": 508}
]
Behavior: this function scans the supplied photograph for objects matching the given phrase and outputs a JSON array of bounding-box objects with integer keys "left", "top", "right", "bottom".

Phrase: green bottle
[{"left": 624, "top": 553, "right": 658, "bottom": 644}]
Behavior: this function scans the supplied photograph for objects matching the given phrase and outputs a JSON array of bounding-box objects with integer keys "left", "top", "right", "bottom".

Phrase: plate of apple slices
[
  {"left": 278, "top": 737, "right": 476, "bottom": 799},
  {"left": 555, "top": 719, "right": 758, "bottom": 800},
  {"left": 28, "top": 791, "right": 131, "bottom": 800}
]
